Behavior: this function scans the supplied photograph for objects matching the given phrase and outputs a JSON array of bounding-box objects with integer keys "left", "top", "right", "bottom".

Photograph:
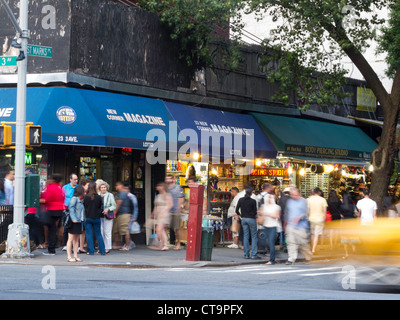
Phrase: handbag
[
  {"left": 38, "top": 205, "right": 51, "bottom": 225},
  {"left": 104, "top": 210, "right": 115, "bottom": 220},
  {"left": 231, "top": 219, "right": 241, "bottom": 233},
  {"left": 64, "top": 213, "right": 73, "bottom": 228},
  {"left": 257, "top": 214, "right": 264, "bottom": 226}
]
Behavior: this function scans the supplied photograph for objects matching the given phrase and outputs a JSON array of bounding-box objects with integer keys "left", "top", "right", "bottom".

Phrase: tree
[
  {"left": 137, "top": 0, "right": 400, "bottom": 211},
  {"left": 243, "top": 0, "right": 400, "bottom": 211}
]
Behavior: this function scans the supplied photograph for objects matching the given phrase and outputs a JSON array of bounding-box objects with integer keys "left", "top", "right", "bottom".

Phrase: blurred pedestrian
[
  {"left": 113, "top": 181, "right": 133, "bottom": 251},
  {"left": 125, "top": 183, "right": 139, "bottom": 250},
  {"left": 327, "top": 190, "right": 342, "bottom": 249},
  {"left": 66, "top": 185, "right": 85, "bottom": 262},
  {"left": 165, "top": 174, "right": 185, "bottom": 250},
  {"left": 356, "top": 189, "right": 377, "bottom": 225},
  {"left": 340, "top": 192, "right": 358, "bottom": 259},
  {"left": 278, "top": 187, "right": 291, "bottom": 251},
  {"left": 285, "top": 187, "right": 312, "bottom": 264},
  {"left": 152, "top": 182, "right": 173, "bottom": 251},
  {"left": 83, "top": 182, "right": 106, "bottom": 255},
  {"left": 262, "top": 194, "right": 281, "bottom": 265},
  {"left": 227, "top": 187, "right": 240, "bottom": 249},
  {"left": 41, "top": 174, "right": 65, "bottom": 255},
  {"left": 236, "top": 188, "right": 260, "bottom": 260},
  {"left": 0, "top": 178, "right": 6, "bottom": 205},
  {"left": 4, "top": 169, "right": 14, "bottom": 205},
  {"left": 99, "top": 180, "right": 116, "bottom": 254},
  {"left": 307, "top": 187, "right": 327, "bottom": 254}
]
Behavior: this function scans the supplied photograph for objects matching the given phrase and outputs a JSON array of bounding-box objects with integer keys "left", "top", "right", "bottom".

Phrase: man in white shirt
[
  {"left": 307, "top": 187, "right": 328, "bottom": 254},
  {"left": 4, "top": 170, "right": 14, "bottom": 205},
  {"left": 227, "top": 187, "right": 240, "bottom": 248},
  {"left": 356, "top": 189, "right": 377, "bottom": 225}
]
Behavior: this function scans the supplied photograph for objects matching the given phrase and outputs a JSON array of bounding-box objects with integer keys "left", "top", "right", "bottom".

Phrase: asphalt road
[{"left": 0, "top": 261, "right": 399, "bottom": 302}]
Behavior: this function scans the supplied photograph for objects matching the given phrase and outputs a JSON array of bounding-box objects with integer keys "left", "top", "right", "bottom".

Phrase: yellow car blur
[{"left": 327, "top": 218, "right": 400, "bottom": 266}]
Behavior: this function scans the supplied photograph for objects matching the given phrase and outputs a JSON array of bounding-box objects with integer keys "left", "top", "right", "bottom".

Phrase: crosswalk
[{"left": 163, "top": 265, "right": 347, "bottom": 278}]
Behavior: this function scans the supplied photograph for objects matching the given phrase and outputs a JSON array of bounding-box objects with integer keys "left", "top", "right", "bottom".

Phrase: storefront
[
  {"left": 0, "top": 86, "right": 176, "bottom": 242},
  {"left": 251, "top": 113, "right": 378, "bottom": 200},
  {"left": 163, "top": 102, "right": 277, "bottom": 245}
]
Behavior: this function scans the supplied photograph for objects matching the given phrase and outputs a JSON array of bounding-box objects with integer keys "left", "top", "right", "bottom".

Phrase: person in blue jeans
[
  {"left": 235, "top": 188, "right": 260, "bottom": 260},
  {"left": 262, "top": 194, "right": 281, "bottom": 265},
  {"left": 83, "top": 182, "right": 106, "bottom": 255}
]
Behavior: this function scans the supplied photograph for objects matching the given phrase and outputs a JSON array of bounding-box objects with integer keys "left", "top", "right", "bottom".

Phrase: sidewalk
[{"left": 0, "top": 244, "right": 341, "bottom": 268}]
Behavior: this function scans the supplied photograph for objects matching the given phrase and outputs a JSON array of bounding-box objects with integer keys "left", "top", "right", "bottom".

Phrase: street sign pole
[{"left": 4, "top": 0, "right": 31, "bottom": 258}]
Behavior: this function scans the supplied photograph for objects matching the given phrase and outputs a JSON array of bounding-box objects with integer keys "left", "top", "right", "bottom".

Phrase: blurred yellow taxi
[{"left": 327, "top": 218, "right": 400, "bottom": 266}]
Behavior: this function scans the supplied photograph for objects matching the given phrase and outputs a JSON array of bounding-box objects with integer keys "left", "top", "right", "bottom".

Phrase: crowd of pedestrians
[
  {"left": 23, "top": 173, "right": 138, "bottom": 262},
  {"left": 6, "top": 167, "right": 390, "bottom": 264},
  {"left": 228, "top": 183, "right": 381, "bottom": 264}
]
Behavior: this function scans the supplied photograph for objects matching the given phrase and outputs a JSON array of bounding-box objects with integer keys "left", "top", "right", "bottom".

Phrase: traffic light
[
  {"left": 25, "top": 125, "right": 42, "bottom": 147},
  {"left": 0, "top": 125, "right": 12, "bottom": 147}
]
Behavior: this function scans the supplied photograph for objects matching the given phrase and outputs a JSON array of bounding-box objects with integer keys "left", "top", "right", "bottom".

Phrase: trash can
[{"left": 200, "top": 227, "right": 214, "bottom": 261}]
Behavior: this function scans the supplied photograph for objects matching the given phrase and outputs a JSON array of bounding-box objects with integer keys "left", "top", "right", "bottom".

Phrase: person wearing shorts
[
  {"left": 113, "top": 181, "right": 132, "bottom": 251},
  {"left": 307, "top": 188, "right": 328, "bottom": 254}
]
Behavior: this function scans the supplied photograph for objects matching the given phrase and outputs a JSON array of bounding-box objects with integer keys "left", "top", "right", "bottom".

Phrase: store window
[{"left": 79, "top": 157, "right": 97, "bottom": 180}]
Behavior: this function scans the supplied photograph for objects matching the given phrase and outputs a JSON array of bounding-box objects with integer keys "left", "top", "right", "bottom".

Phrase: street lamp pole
[{"left": 3, "top": 0, "right": 31, "bottom": 258}]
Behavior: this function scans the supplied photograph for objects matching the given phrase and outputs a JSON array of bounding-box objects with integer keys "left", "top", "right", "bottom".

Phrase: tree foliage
[
  {"left": 137, "top": 0, "right": 397, "bottom": 111},
  {"left": 377, "top": 1, "right": 400, "bottom": 78},
  {"left": 135, "top": 0, "right": 245, "bottom": 69}
]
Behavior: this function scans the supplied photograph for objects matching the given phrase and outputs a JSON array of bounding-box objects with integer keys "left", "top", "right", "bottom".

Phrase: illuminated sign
[
  {"left": 25, "top": 152, "right": 32, "bottom": 165},
  {"left": 250, "top": 169, "right": 288, "bottom": 177}
]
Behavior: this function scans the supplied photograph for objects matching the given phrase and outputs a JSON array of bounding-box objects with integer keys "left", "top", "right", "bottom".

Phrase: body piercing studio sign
[{"left": 285, "top": 144, "right": 372, "bottom": 160}]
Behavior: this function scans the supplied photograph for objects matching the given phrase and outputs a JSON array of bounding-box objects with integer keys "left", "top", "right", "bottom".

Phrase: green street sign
[
  {"left": 27, "top": 44, "right": 52, "bottom": 58},
  {"left": 0, "top": 56, "right": 17, "bottom": 67}
]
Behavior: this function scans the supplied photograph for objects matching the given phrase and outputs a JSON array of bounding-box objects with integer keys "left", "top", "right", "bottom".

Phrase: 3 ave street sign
[
  {"left": 0, "top": 56, "right": 17, "bottom": 67},
  {"left": 27, "top": 44, "right": 52, "bottom": 58}
]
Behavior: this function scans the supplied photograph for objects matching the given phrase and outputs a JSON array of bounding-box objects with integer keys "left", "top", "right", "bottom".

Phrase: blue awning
[
  {"left": 164, "top": 102, "right": 277, "bottom": 160},
  {"left": 0, "top": 87, "right": 277, "bottom": 160},
  {"left": 0, "top": 87, "right": 173, "bottom": 150}
]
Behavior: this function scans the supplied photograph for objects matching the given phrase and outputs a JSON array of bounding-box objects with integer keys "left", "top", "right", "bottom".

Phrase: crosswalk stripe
[
  {"left": 300, "top": 271, "right": 347, "bottom": 277},
  {"left": 255, "top": 266, "right": 343, "bottom": 275}
]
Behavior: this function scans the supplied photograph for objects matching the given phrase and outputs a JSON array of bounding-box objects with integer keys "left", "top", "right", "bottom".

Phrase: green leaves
[
  {"left": 136, "top": 0, "right": 396, "bottom": 110},
  {"left": 136, "top": 0, "right": 244, "bottom": 69},
  {"left": 377, "top": 2, "right": 400, "bottom": 79}
]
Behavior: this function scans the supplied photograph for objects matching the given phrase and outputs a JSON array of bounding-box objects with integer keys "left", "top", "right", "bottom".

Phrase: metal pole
[
  {"left": 0, "top": 0, "right": 23, "bottom": 35},
  {"left": 3, "top": 0, "right": 31, "bottom": 258}
]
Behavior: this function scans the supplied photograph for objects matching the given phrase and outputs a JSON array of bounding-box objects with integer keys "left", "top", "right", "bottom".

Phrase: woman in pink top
[{"left": 41, "top": 174, "right": 65, "bottom": 255}]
